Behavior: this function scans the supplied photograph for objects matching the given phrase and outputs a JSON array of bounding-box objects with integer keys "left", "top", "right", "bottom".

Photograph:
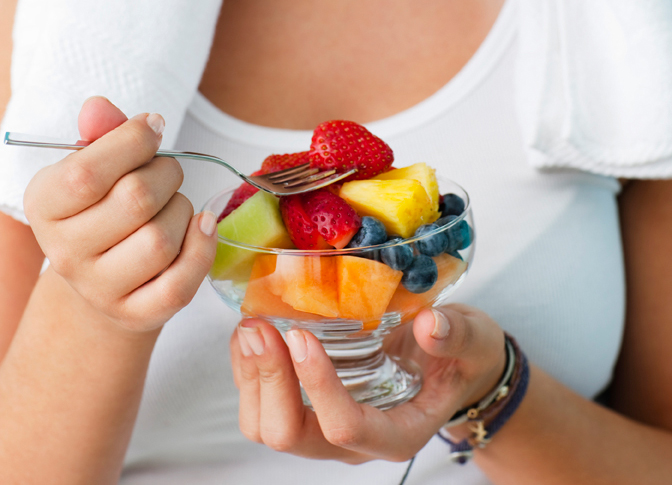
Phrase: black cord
[{"left": 398, "top": 455, "right": 416, "bottom": 485}]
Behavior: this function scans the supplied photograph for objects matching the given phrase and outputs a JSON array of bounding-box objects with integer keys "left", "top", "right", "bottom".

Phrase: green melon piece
[{"left": 210, "top": 191, "right": 295, "bottom": 282}]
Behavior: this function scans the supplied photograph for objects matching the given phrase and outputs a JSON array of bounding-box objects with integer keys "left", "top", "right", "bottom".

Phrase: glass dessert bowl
[{"left": 205, "top": 178, "right": 475, "bottom": 410}]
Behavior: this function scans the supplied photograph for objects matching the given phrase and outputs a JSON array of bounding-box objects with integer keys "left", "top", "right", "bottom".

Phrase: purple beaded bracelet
[{"left": 438, "top": 334, "right": 529, "bottom": 464}]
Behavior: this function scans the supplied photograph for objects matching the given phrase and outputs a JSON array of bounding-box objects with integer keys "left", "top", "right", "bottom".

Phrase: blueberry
[
  {"left": 437, "top": 215, "right": 473, "bottom": 251},
  {"left": 439, "top": 193, "right": 465, "bottom": 217},
  {"left": 401, "top": 255, "right": 438, "bottom": 294},
  {"left": 380, "top": 238, "right": 414, "bottom": 270},
  {"left": 446, "top": 249, "right": 463, "bottom": 260},
  {"left": 346, "top": 216, "right": 388, "bottom": 248},
  {"left": 414, "top": 223, "right": 449, "bottom": 257}
]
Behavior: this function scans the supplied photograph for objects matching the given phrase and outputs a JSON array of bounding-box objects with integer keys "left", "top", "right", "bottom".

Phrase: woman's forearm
[
  {"left": 476, "top": 365, "right": 672, "bottom": 485},
  {"left": 0, "top": 214, "right": 44, "bottom": 359},
  {"left": 0, "top": 267, "right": 159, "bottom": 485}
]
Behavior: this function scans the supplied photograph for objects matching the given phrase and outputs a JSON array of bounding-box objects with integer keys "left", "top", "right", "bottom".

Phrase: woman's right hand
[{"left": 23, "top": 97, "right": 218, "bottom": 332}]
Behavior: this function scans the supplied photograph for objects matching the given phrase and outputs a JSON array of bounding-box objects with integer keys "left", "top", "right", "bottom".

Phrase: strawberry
[
  {"left": 279, "top": 189, "right": 362, "bottom": 250},
  {"left": 261, "top": 151, "right": 310, "bottom": 174},
  {"left": 279, "top": 194, "right": 331, "bottom": 250},
  {"left": 217, "top": 152, "right": 309, "bottom": 222},
  {"left": 309, "top": 120, "right": 394, "bottom": 180},
  {"left": 217, "top": 170, "right": 263, "bottom": 222},
  {"left": 302, "top": 190, "right": 362, "bottom": 249}
]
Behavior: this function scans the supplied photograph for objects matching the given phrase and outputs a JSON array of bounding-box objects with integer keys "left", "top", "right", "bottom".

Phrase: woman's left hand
[{"left": 229, "top": 304, "right": 507, "bottom": 463}]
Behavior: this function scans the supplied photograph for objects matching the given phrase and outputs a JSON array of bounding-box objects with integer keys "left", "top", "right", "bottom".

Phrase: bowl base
[{"left": 302, "top": 354, "right": 422, "bottom": 411}]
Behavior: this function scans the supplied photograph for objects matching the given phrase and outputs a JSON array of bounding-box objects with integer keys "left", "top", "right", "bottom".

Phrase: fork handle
[{"left": 3, "top": 131, "right": 247, "bottom": 179}]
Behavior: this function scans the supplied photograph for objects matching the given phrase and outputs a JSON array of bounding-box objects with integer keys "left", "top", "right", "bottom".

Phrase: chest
[{"left": 198, "top": 0, "right": 503, "bottom": 129}]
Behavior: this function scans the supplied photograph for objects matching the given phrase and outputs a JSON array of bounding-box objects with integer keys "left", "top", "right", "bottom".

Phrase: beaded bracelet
[{"left": 438, "top": 334, "right": 529, "bottom": 464}]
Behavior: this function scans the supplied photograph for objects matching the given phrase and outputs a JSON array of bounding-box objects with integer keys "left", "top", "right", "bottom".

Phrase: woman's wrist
[{"left": 439, "top": 334, "right": 530, "bottom": 463}]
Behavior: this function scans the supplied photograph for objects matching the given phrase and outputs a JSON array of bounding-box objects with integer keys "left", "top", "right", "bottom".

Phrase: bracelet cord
[{"left": 438, "top": 334, "right": 530, "bottom": 464}]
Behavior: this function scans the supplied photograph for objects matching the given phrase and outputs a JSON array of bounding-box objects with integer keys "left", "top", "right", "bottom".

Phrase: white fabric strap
[
  {"left": 515, "top": 0, "right": 672, "bottom": 178},
  {"left": 0, "top": 0, "right": 223, "bottom": 223}
]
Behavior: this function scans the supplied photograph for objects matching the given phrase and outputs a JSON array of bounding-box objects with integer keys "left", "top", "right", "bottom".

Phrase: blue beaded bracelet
[{"left": 438, "top": 334, "right": 529, "bottom": 464}]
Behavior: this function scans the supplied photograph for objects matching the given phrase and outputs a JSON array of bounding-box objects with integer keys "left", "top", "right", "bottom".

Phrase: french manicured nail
[
  {"left": 199, "top": 210, "right": 217, "bottom": 236},
  {"left": 146, "top": 113, "right": 165, "bottom": 136},
  {"left": 286, "top": 330, "right": 307, "bottom": 363},
  {"left": 239, "top": 325, "right": 264, "bottom": 355},
  {"left": 430, "top": 309, "right": 450, "bottom": 340},
  {"left": 237, "top": 327, "right": 252, "bottom": 357}
]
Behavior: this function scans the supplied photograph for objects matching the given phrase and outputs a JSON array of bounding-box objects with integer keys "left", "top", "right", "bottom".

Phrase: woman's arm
[
  {"left": 229, "top": 179, "right": 672, "bottom": 484},
  {"left": 0, "top": 98, "right": 217, "bottom": 484},
  {"left": 474, "top": 178, "right": 672, "bottom": 484},
  {"left": 0, "top": 0, "right": 41, "bottom": 360}
]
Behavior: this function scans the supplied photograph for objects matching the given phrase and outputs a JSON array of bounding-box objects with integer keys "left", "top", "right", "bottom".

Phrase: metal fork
[{"left": 3, "top": 132, "right": 356, "bottom": 196}]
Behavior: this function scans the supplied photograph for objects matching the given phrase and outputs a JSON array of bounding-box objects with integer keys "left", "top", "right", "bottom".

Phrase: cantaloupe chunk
[
  {"left": 386, "top": 253, "right": 468, "bottom": 321},
  {"left": 275, "top": 255, "right": 340, "bottom": 318},
  {"left": 241, "top": 255, "right": 318, "bottom": 320},
  {"left": 337, "top": 255, "right": 403, "bottom": 322}
]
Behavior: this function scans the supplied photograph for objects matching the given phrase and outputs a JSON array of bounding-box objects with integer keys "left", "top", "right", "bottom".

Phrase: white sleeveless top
[{"left": 119, "top": 4, "right": 625, "bottom": 484}]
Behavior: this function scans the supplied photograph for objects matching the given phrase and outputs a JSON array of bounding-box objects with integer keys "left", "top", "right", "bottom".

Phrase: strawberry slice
[
  {"left": 218, "top": 152, "right": 309, "bottom": 222},
  {"left": 261, "top": 151, "right": 310, "bottom": 174},
  {"left": 217, "top": 170, "right": 263, "bottom": 222},
  {"left": 302, "top": 189, "right": 362, "bottom": 249},
  {"left": 309, "top": 120, "right": 394, "bottom": 181},
  {"left": 279, "top": 189, "right": 361, "bottom": 250},
  {"left": 279, "top": 194, "right": 331, "bottom": 250}
]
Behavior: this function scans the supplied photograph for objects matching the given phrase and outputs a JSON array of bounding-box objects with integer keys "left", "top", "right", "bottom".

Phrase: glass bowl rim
[{"left": 205, "top": 177, "right": 471, "bottom": 256}]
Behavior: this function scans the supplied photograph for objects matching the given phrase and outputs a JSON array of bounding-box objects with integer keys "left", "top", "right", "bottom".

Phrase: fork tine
[
  {"left": 290, "top": 169, "right": 358, "bottom": 190},
  {"left": 265, "top": 162, "right": 311, "bottom": 179},
  {"left": 282, "top": 169, "right": 337, "bottom": 187},
  {"left": 270, "top": 167, "right": 320, "bottom": 183}
]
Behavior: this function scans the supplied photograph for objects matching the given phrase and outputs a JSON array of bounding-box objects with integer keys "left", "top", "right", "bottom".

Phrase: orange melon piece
[
  {"left": 386, "top": 253, "right": 468, "bottom": 322},
  {"left": 241, "top": 255, "right": 318, "bottom": 321},
  {"left": 337, "top": 255, "right": 403, "bottom": 322},
  {"left": 275, "top": 255, "right": 340, "bottom": 318}
]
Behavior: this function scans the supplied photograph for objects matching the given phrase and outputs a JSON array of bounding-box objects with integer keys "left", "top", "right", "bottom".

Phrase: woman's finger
[
  {"left": 239, "top": 322, "right": 369, "bottom": 462},
  {"left": 285, "top": 330, "right": 415, "bottom": 460},
  {"left": 93, "top": 192, "right": 193, "bottom": 298},
  {"left": 412, "top": 305, "right": 507, "bottom": 408},
  {"left": 58, "top": 156, "right": 184, "bottom": 256},
  {"left": 231, "top": 324, "right": 262, "bottom": 443},
  {"left": 119, "top": 209, "right": 217, "bottom": 328},
  {"left": 240, "top": 321, "right": 307, "bottom": 451},
  {"left": 25, "top": 112, "right": 163, "bottom": 221},
  {"left": 78, "top": 96, "right": 128, "bottom": 141}
]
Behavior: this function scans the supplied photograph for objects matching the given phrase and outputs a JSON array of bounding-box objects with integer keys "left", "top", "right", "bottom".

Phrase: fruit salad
[{"left": 208, "top": 120, "right": 474, "bottom": 330}]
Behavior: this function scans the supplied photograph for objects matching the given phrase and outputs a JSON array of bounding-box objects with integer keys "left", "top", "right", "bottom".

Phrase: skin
[{"left": 1, "top": 0, "right": 671, "bottom": 483}]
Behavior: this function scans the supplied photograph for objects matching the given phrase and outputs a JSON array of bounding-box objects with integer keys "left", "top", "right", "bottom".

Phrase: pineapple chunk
[
  {"left": 373, "top": 163, "right": 440, "bottom": 222},
  {"left": 339, "top": 179, "right": 436, "bottom": 238}
]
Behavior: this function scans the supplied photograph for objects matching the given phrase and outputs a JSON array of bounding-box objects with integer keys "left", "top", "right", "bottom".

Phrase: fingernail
[
  {"left": 239, "top": 325, "right": 264, "bottom": 355},
  {"left": 237, "top": 327, "right": 252, "bottom": 357},
  {"left": 199, "top": 210, "right": 217, "bottom": 236},
  {"left": 286, "top": 330, "right": 307, "bottom": 363},
  {"left": 83, "top": 95, "right": 108, "bottom": 106},
  {"left": 146, "top": 113, "right": 165, "bottom": 136},
  {"left": 430, "top": 309, "right": 450, "bottom": 340}
]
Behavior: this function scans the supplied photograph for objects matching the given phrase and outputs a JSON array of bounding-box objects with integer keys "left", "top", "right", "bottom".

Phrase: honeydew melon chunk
[
  {"left": 373, "top": 163, "right": 440, "bottom": 221},
  {"left": 210, "top": 191, "right": 294, "bottom": 282}
]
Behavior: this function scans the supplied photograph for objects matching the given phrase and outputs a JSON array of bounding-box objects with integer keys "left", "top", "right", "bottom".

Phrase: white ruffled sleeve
[
  {"left": 515, "top": 0, "right": 672, "bottom": 179},
  {"left": 0, "top": 0, "right": 222, "bottom": 223}
]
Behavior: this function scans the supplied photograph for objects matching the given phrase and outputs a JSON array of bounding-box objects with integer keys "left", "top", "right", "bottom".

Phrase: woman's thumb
[{"left": 412, "top": 304, "right": 503, "bottom": 361}]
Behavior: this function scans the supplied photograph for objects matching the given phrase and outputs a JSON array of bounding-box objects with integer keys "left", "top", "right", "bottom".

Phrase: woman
[{"left": 1, "top": 1, "right": 671, "bottom": 484}]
